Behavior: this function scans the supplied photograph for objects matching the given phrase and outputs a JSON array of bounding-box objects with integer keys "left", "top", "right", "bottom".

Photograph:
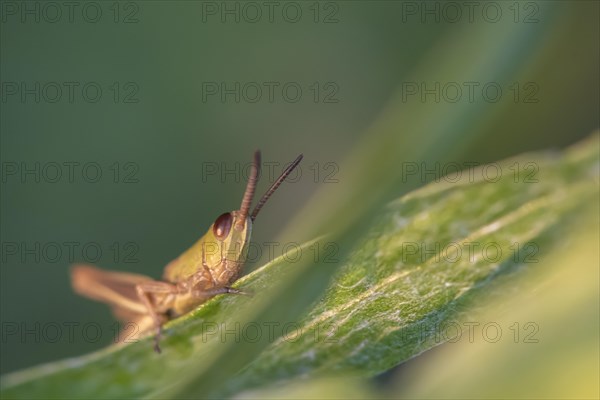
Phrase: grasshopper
[{"left": 71, "top": 151, "right": 302, "bottom": 353}]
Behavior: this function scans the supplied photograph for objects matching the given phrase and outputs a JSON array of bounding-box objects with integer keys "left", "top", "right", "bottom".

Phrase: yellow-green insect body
[{"left": 71, "top": 150, "right": 302, "bottom": 352}]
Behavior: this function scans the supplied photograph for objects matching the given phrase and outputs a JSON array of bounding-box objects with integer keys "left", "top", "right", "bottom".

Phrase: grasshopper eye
[{"left": 213, "top": 212, "right": 233, "bottom": 240}]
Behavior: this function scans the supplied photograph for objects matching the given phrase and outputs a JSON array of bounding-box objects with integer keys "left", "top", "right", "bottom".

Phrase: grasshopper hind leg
[{"left": 135, "top": 281, "right": 179, "bottom": 353}]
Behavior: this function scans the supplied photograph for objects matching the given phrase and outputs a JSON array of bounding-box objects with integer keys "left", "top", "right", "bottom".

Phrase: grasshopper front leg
[{"left": 135, "top": 281, "right": 178, "bottom": 353}]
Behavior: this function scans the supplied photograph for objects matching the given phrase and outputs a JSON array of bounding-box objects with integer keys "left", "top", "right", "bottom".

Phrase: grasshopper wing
[{"left": 70, "top": 264, "right": 153, "bottom": 319}]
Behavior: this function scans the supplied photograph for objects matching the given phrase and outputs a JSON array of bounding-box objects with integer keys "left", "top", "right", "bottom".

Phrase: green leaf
[
  {"left": 214, "top": 133, "right": 599, "bottom": 398},
  {"left": 1, "top": 133, "right": 597, "bottom": 399},
  {"left": 242, "top": 154, "right": 599, "bottom": 400}
]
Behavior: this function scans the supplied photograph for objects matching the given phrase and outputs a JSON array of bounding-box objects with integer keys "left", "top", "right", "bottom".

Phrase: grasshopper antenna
[
  {"left": 251, "top": 154, "right": 303, "bottom": 221},
  {"left": 239, "top": 150, "right": 261, "bottom": 225}
]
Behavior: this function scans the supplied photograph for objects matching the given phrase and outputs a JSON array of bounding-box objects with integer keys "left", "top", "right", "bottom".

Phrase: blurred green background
[{"left": 1, "top": 0, "right": 598, "bottom": 379}]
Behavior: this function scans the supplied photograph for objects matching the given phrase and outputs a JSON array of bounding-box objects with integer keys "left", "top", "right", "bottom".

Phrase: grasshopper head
[{"left": 208, "top": 150, "right": 303, "bottom": 266}]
